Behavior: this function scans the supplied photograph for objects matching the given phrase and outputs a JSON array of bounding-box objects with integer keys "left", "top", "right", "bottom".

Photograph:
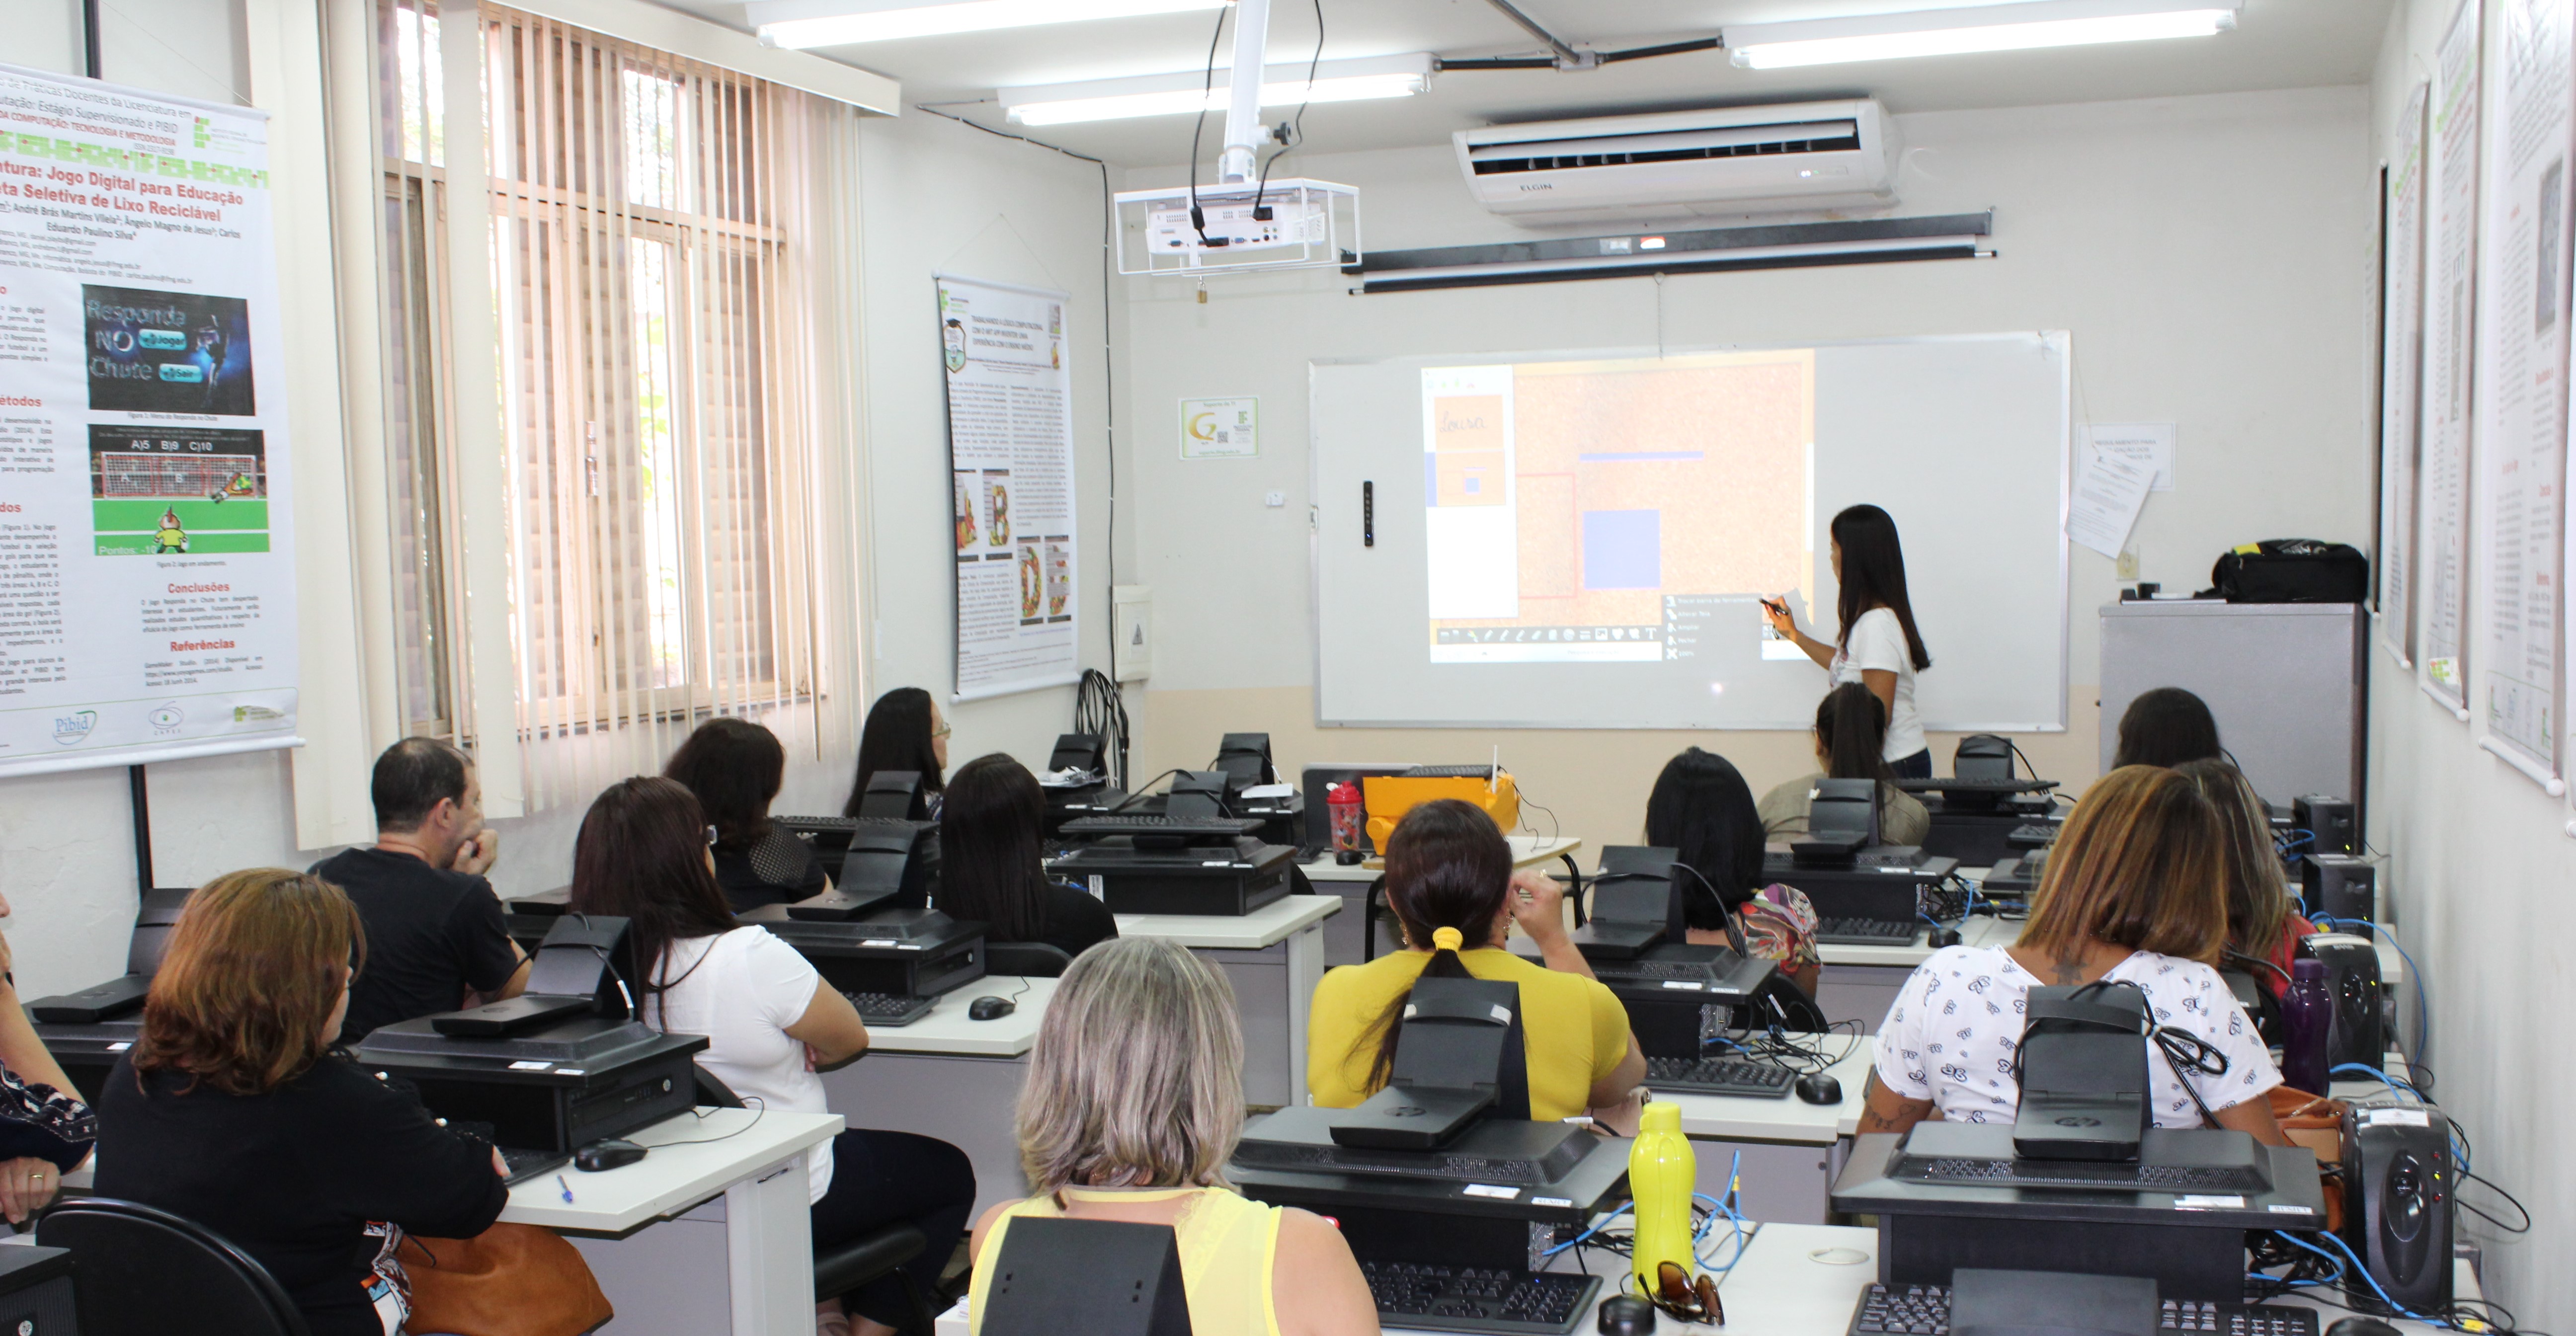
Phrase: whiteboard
[{"left": 1309, "top": 333, "right": 2070, "bottom": 731}]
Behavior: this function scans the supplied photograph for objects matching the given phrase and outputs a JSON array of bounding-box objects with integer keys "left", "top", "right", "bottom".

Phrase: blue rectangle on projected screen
[{"left": 1582, "top": 510, "right": 1660, "bottom": 589}]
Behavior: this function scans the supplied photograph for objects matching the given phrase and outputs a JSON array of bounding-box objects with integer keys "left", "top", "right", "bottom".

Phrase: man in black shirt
[{"left": 312, "top": 739, "right": 529, "bottom": 1042}]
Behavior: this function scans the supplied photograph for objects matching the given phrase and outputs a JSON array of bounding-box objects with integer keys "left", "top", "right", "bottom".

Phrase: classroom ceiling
[{"left": 661, "top": 0, "right": 2394, "bottom": 166}]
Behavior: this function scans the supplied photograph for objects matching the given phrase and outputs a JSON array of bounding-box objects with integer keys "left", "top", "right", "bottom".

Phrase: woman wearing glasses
[
  {"left": 569, "top": 777, "right": 976, "bottom": 1336},
  {"left": 844, "top": 687, "right": 951, "bottom": 820},
  {"left": 968, "top": 938, "right": 1377, "bottom": 1335}
]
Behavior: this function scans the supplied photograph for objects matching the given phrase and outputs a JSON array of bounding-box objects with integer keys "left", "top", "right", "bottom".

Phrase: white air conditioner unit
[{"left": 1453, "top": 100, "right": 1901, "bottom": 225}]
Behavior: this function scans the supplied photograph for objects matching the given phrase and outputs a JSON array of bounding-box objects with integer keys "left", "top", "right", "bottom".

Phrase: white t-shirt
[
  {"left": 645, "top": 926, "right": 834, "bottom": 1201},
  {"left": 1873, "top": 945, "right": 2279, "bottom": 1127},
  {"left": 1830, "top": 606, "right": 1926, "bottom": 763}
]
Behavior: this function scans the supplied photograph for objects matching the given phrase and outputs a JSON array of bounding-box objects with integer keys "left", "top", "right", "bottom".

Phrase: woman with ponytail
[
  {"left": 1305, "top": 800, "right": 1645, "bottom": 1127},
  {"left": 1758, "top": 682, "right": 1931, "bottom": 846}
]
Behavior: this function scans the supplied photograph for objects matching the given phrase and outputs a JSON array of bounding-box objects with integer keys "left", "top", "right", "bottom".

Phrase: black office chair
[
  {"left": 983, "top": 942, "right": 1074, "bottom": 978},
  {"left": 38, "top": 1197, "right": 311, "bottom": 1336},
  {"left": 691, "top": 1066, "right": 940, "bottom": 1331}
]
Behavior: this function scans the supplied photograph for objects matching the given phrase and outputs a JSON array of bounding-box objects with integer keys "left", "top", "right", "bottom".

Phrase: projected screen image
[{"left": 1423, "top": 350, "right": 1814, "bottom": 663}]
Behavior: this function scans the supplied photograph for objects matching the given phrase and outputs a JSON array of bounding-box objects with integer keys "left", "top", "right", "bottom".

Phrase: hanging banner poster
[
  {"left": 2477, "top": 0, "right": 2573, "bottom": 785},
  {"left": 0, "top": 62, "right": 299, "bottom": 778},
  {"left": 2382, "top": 83, "right": 2429, "bottom": 668},
  {"left": 938, "top": 274, "right": 1080, "bottom": 702},
  {"left": 2421, "top": 0, "right": 2483, "bottom": 711}
]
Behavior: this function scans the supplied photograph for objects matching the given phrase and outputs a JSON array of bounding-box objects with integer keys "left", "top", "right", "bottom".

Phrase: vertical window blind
[{"left": 375, "top": 0, "right": 860, "bottom": 813}]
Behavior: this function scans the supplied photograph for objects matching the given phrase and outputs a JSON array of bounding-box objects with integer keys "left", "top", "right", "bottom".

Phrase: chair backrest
[
  {"left": 38, "top": 1197, "right": 311, "bottom": 1336},
  {"left": 984, "top": 942, "right": 1074, "bottom": 979}
]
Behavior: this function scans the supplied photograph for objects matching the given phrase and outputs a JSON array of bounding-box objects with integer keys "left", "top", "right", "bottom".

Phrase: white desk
[
  {"left": 1655, "top": 1039, "right": 1878, "bottom": 1225},
  {"left": 934, "top": 1215, "right": 2478, "bottom": 1336},
  {"left": 825, "top": 978, "right": 1051, "bottom": 1222},
  {"left": 1301, "top": 835, "right": 1585, "bottom": 965},
  {"left": 517, "top": 1107, "right": 842, "bottom": 1336},
  {"left": 1119, "top": 894, "right": 1339, "bottom": 1108}
]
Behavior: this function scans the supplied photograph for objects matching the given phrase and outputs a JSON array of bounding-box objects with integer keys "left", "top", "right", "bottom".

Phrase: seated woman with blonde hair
[{"left": 969, "top": 938, "right": 1379, "bottom": 1336}]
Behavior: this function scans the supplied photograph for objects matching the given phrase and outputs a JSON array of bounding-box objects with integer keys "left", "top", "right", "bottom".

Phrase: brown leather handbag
[
  {"left": 2269, "top": 1087, "right": 2349, "bottom": 1234},
  {"left": 397, "top": 1224, "right": 614, "bottom": 1336}
]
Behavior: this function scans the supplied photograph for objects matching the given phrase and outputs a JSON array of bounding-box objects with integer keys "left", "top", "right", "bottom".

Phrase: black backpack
[{"left": 2203, "top": 539, "right": 2367, "bottom": 604}]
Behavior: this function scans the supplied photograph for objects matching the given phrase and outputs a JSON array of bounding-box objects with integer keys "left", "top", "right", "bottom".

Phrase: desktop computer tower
[
  {"left": 2300, "top": 855, "right": 2375, "bottom": 924},
  {"left": 0, "top": 1246, "right": 75, "bottom": 1336},
  {"left": 2292, "top": 795, "right": 2356, "bottom": 856}
]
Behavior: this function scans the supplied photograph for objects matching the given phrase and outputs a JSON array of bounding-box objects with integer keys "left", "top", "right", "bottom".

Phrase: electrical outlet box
[
  {"left": 1264, "top": 489, "right": 1286, "bottom": 508},
  {"left": 2115, "top": 550, "right": 2140, "bottom": 580},
  {"left": 1112, "top": 585, "right": 1152, "bottom": 683}
]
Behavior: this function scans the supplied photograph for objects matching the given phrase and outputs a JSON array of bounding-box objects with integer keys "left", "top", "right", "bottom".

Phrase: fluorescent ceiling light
[
  {"left": 1001, "top": 54, "right": 1434, "bottom": 126},
  {"left": 749, "top": 0, "right": 1228, "bottom": 49},
  {"left": 1722, "top": 0, "right": 2240, "bottom": 70}
]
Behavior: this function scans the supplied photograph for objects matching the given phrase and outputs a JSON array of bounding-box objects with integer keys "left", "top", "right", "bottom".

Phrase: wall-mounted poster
[
  {"left": 2476, "top": 0, "right": 2573, "bottom": 788},
  {"left": 2420, "top": 0, "right": 2482, "bottom": 713},
  {"left": 937, "top": 274, "right": 1079, "bottom": 701},
  {"left": 2382, "top": 83, "right": 2429, "bottom": 669},
  {"left": 0, "top": 61, "right": 299, "bottom": 778}
]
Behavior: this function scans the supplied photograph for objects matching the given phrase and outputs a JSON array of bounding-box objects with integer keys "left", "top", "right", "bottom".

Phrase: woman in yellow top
[
  {"left": 1307, "top": 799, "right": 1647, "bottom": 1126},
  {"left": 967, "top": 938, "right": 1377, "bottom": 1336}
]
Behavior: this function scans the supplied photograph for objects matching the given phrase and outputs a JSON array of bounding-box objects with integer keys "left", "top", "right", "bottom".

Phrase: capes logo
[{"left": 52, "top": 710, "right": 97, "bottom": 746}]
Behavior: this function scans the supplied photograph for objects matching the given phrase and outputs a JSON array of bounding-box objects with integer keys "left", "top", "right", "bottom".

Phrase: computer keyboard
[
  {"left": 1059, "top": 813, "right": 1262, "bottom": 838},
  {"left": 498, "top": 1146, "right": 571, "bottom": 1184},
  {"left": 843, "top": 991, "right": 936, "bottom": 1026},
  {"left": 1591, "top": 959, "right": 1721, "bottom": 982},
  {"left": 1643, "top": 1056, "right": 1797, "bottom": 1099},
  {"left": 2007, "top": 823, "right": 2061, "bottom": 849},
  {"left": 1361, "top": 1262, "right": 1599, "bottom": 1336},
  {"left": 1814, "top": 917, "right": 1923, "bottom": 946},
  {"left": 1845, "top": 1284, "right": 2318, "bottom": 1336}
]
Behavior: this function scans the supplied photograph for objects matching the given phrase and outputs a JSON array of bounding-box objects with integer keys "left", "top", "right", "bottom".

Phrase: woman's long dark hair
[
  {"left": 937, "top": 753, "right": 1052, "bottom": 942},
  {"left": 569, "top": 777, "right": 738, "bottom": 1008},
  {"left": 1817, "top": 682, "right": 1895, "bottom": 782},
  {"left": 1362, "top": 799, "right": 1513, "bottom": 1092},
  {"left": 1831, "top": 504, "right": 1931, "bottom": 671},
  {"left": 844, "top": 687, "right": 945, "bottom": 816},
  {"left": 2113, "top": 687, "right": 2222, "bottom": 769},
  {"left": 1643, "top": 748, "right": 1765, "bottom": 928},
  {"left": 665, "top": 717, "right": 785, "bottom": 849}
]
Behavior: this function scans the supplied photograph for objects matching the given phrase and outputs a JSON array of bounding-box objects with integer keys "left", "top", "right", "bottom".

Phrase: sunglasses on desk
[{"left": 1652, "top": 1262, "right": 1723, "bottom": 1326}]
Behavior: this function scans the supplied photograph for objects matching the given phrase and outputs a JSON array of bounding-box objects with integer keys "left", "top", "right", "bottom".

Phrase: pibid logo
[{"left": 52, "top": 710, "right": 98, "bottom": 745}]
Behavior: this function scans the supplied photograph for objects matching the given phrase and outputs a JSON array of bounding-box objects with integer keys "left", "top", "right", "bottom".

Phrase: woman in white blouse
[
  {"left": 568, "top": 777, "right": 976, "bottom": 1336},
  {"left": 1856, "top": 765, "right": 2292, "bottom": 1144},
  {"left": 1763, "top": 503, "right": 1935, "bottom": 778}
]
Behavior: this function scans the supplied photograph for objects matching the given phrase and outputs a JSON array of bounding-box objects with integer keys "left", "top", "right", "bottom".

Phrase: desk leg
[
  {"left": 727, "top": 1152, "right": 816, "bottom": 1336},
  {"left": 1286, "top": 923, "right": 1323, "bottom": 1107}
]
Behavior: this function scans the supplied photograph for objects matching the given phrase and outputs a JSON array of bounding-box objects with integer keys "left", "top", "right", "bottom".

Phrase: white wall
[
  {"left": 1119, "top": 87, "right": 2376, "bottom": 847},
  {"left": 0, "top": 9, "right": 1120, "bottom": 1000},
  {"left": 2365, "top": 2, "right": 2575, "bottom": 1328}
]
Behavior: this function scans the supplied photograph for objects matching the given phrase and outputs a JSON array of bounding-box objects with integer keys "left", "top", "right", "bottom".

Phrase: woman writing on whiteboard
[{"left": 1762, "top": 503, "right": 1936, "bottom": 779}]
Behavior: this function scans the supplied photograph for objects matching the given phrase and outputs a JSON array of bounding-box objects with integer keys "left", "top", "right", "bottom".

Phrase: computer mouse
[
  {"left": 968, "top": 995, "right": 1016, "bottom": 1021},
  {"left": 2325, "top": 1319, "right": 2403, "bottom": 1336},
  {"left": 1794, "top": 1073, "right": 1844, "bottom": 1105},
  {"left": 573, "top": 1139, "right": 646, "bottom": 1173},
  {"left": 1598, "top": 1294, "right": 1657, "bottom": 1336},
  {"left": 1928, "top": 927, "right": 1963, "bottom": 948}
]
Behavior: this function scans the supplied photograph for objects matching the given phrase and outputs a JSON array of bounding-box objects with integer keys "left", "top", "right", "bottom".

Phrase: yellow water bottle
[{"left": 1628, "top": 1100, "right": 1695, "bottom": 1296}]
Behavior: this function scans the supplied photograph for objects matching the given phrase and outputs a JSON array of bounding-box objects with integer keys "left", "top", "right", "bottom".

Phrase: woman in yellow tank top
[
  {"left": 966, "top": 939, "right": 1379, "bottom": 1336},
  {"left": 1305, "top": 799, "right": 1647, "bottom": 1127}
]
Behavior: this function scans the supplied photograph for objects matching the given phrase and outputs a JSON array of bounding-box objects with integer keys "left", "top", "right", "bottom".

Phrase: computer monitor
[
  {"left": 1164, "top": 770, "right": 1231, "bottom": 820},
  {"left": 1809, "top": 777, "right": 1880, "bottom": 845},
  {"left": 1047, "top": 734, "right": 1106, "bottom": 776},
  {"left": 856, "top": 770, "right": 927, "bottom": 821},
  {"left": 1954, "top": 734, "right": 2016, "bottom": 781},
  {"left": 1212, "top": 732, "right": 1275, "bottom": 793},
  {"left": 980, "top": 1218, "right": 1191, "bottom": 1336}
]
